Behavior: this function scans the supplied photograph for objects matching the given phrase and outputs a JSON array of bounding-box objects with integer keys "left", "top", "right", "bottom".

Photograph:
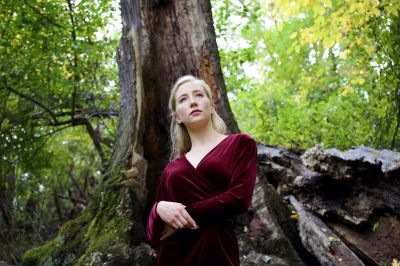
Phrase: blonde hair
[{"left": 168, "top": 75, "right": 227, "bottom": 160}]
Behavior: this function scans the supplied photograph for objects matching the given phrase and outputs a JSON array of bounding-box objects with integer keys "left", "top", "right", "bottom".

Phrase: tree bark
[
  {"left": 0, "top": 162, "right": 15, "bottom": 238},
  {"left": 22, "top": 0, "right": 238, "bottom": 265},
  {"left": 122, "top": 0, "right": 239, "bottom": 201},
  {"left": 0, "top": 161, "right": 16, "bottom": 263}
]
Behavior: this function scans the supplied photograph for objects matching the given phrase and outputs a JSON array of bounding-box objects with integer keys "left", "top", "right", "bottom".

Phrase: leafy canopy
[{"left": 212, "top": 0, "right": 400, "bottom": 151}]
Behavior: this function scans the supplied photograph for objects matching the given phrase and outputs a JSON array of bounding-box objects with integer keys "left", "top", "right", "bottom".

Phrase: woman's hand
[{"left": 156, "top": 201, "right": 198, "bottom": 229}]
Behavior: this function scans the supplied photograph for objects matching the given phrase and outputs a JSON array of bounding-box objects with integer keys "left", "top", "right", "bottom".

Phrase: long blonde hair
[{"left": 168, "top": 75, "right": 227, "bottom": 160}]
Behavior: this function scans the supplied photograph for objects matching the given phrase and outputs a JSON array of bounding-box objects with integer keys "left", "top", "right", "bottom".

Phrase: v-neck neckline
[{"left": 184, "top": 134, "right": 232, "bottom": 170}]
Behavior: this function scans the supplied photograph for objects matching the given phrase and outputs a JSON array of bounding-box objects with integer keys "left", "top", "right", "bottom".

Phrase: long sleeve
[
  {"left": 185, "top": 134, "right": 257, "bottom": 224},
  {"left": 146, "top": 169, "right": 168, "bottom": 247}
]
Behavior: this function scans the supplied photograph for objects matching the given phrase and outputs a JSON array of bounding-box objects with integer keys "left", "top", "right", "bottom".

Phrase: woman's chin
[{"left": 185, "top": 118, "right": 211, "bottom": 130}]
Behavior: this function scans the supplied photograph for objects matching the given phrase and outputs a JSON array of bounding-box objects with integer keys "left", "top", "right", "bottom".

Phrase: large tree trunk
[
  {"left": 129, "top": 0, "right": 240, "bottom": 202},
  {"left": 22, "top": 1, "right": 238, "bottom": 265}
]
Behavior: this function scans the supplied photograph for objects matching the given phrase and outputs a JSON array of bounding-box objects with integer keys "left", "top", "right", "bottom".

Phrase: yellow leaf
[
  {"left": 290, "top": 32, "right": 298, "bottom": 39},
  {"left": 387, "top": 5, "right": 399, "bottom": 17},
  {"left": 295, "top": 45, "right": 301, "bottom": 53},
  {"left": 371, "top": 7, "right": 381, "bottom": 17},
  {"left": 323, "top": 0, "right": 332, "bottom": 9},
  {"left": 323, "top": 37, "right": 335, "bottom": 49},
  {"left": 341, "top": 87, "right": 354, "bottom": 96},
  {"left": 340, "top": 49, "right": 351, "bottom": 60},
  {"left": 313, "top": 4, "right": 326, "bottom": 15},
  {"left": 365, "top": 45, "right": 374, "bottom": 56},
  {"left": 392, "top": 258, "right": 400, "bottom": 266}
]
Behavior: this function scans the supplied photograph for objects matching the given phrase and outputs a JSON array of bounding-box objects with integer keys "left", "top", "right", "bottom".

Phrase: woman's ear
[{"left": 173, "top": 112, "right": 181, "bottom": 124}]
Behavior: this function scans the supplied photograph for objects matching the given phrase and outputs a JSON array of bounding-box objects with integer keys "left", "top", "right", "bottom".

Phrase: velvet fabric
[{"left": 147, "top": 133, "right": 257, "bottom": 265}]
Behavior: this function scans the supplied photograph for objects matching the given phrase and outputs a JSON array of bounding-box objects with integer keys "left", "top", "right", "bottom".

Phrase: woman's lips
[{"left": 190, "top": 110, "right": 202, "bottom": 115}]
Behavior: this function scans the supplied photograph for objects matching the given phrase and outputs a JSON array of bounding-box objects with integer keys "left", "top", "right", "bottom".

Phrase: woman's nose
[{"left": 189, "top": 96, "right": 197, "bottom": 106}]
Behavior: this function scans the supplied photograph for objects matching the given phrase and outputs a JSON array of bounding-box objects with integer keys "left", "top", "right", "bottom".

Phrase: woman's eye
[
  {"left": 196, "top": 93, "right": 203, "bottom": 97},
  {"left": 179, "top": 98, "right": 186, "bottom": 103}
]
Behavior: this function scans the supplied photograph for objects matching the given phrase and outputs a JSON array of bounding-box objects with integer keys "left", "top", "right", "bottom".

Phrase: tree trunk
[
  {"left": 22, "top": 0, "right": 238, "bottom": 265},
  {"left": 125, "top": 0, "right": 239, "bottom": 202},
  {"left": 0, "top": 161, "right": 15, "bottom": 259}
]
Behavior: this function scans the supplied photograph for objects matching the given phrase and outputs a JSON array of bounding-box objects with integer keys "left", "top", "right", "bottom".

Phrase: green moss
[
  {"left": 22, "top": 165, "right": 133, "bottom": 265},
  {"left": 22, "top": 236, "right": 60, "bottom": 265}
]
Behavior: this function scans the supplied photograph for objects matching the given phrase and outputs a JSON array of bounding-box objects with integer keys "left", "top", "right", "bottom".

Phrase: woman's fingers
[
  {"left": 181, "top": 209, "right": 197, "bottom": 228},
  {"left": 176, "top": 211, "right": 196, "bottom": 229},
  {"left": 157, "top": 201, "right": 198, "bottom": 229},
  {"left": 173, "top": 216, "right": 185, "bottom": 229}
]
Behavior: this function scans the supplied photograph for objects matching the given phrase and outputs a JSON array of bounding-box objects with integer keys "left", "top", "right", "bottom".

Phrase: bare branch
[
  {"left": 32, "top": 109, "right": 119, "bottom": 120},
  {"left": 3, "top": 77, "right": 58, "bottom": 124}
]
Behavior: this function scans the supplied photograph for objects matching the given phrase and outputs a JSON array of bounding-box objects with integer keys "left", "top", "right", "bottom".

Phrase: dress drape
[{"left": 147, "top": 133, "right": 257, "bottom": 266}]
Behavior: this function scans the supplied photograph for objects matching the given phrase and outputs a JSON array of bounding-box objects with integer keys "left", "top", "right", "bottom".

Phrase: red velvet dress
[{"left": 146, "top": 133, "right": 257, "bottom": 266}]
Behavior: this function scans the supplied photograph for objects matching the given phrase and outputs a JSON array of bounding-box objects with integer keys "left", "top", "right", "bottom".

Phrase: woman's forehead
[{"left": 176, "top": 82, "right": 204, "bottom": 97}]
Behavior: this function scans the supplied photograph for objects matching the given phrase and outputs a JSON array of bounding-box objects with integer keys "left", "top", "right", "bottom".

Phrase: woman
[{"left": 147, "top": 75, "right": 257, "bottom": 265}]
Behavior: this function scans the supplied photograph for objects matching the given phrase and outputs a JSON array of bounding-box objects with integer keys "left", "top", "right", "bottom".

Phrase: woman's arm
[
  {"left": 146, "top": 170, "right": 197, "bottom": 246},
  {"left": 146, "top": 170, "right": 168, "bottom": 246},
  {"left": 185, "top": 134, "right": 257, "bottom": 224}
]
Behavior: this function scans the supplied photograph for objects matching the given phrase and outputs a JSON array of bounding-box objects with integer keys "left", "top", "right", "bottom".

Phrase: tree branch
[
  {"left": 25, "top": 1, "right": 67, "bottom": 30},
  {"left": 68, "top": 167, "right": 87, "bottom": 200},
  {"left": 2, "top": 77, "right": 58, "bottom": 124},
  {"left": 32, "top": 109, "right": 119, "bottom": 120},
  {"left": 66, "top": 0, "right": 79, "bottom": 125},
  {"left": 48, "top": 117, "right": 106, "bottom": 168},
  {"left": 53, "top": 190, "right": 64, "bottom": 221}
]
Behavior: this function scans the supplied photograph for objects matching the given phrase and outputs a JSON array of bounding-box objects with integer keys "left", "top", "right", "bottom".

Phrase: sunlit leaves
[{"left": 212, "top": 0, "right": 400, "bottom": 151}]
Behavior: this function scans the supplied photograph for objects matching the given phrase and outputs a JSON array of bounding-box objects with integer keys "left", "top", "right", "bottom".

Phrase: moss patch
[
  {"left": 22, "top": 236, "right": 60, "bottom": 266},
  {"left": 22, "top": 163, "right": 137, "bottom": 266}
]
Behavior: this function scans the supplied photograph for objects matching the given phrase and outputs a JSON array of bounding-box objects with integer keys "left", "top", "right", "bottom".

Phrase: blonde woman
[{"left": 147, "top": 75, "right": 257, "bottom": 265}]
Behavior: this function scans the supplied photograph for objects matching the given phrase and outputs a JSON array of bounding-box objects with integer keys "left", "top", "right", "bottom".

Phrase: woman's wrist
[{"left": 155, "top": 201, "right": 164, "bottom": 217}]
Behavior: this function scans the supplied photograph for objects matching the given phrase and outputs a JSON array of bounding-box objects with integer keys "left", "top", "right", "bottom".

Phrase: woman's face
[{"left": 174, "top": 81, "right": 213, "bottom": 129}]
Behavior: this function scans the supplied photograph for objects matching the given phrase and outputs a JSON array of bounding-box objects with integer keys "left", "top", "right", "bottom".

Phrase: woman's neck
[{"left": 186, "top": 122, "right": 226, "bottom": 149}]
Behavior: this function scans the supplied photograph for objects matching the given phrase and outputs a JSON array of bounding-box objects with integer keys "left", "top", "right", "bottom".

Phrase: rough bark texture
[
  {"left": 135, "top": 0, "right": 239, "bottom": 204},
  {"left": 289, "top": 196, "right": 365, "bottom": 266},
  {"left": 258, "top": 143, "right": 400, "bottom": 265},
  {"left": 238, "top": 177, "right": 306, "bottom": 266}
]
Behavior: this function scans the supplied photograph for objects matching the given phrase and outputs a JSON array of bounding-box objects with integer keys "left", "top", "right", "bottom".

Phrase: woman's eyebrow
[{"left": 177, "top": 90, "right": 203, "bottom": 99}]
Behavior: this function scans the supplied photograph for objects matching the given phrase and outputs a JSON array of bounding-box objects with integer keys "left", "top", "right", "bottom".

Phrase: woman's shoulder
[
  {"left": 230, "top": 133, "right": 256, "bottom": 143},
  {"left": 163, "top": 156, "right": 186, "bottom": 173}
]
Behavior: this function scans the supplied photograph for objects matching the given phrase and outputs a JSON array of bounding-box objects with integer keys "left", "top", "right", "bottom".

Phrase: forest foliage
[
  {"left": 0, "top": 0, "right": 399, "bottom": 264},
  {"left": 213, "top": 0, "right": 400, "bottom": 150},
  {"left": 0, "top": 0, "right": 119, "bottom": 262}
]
